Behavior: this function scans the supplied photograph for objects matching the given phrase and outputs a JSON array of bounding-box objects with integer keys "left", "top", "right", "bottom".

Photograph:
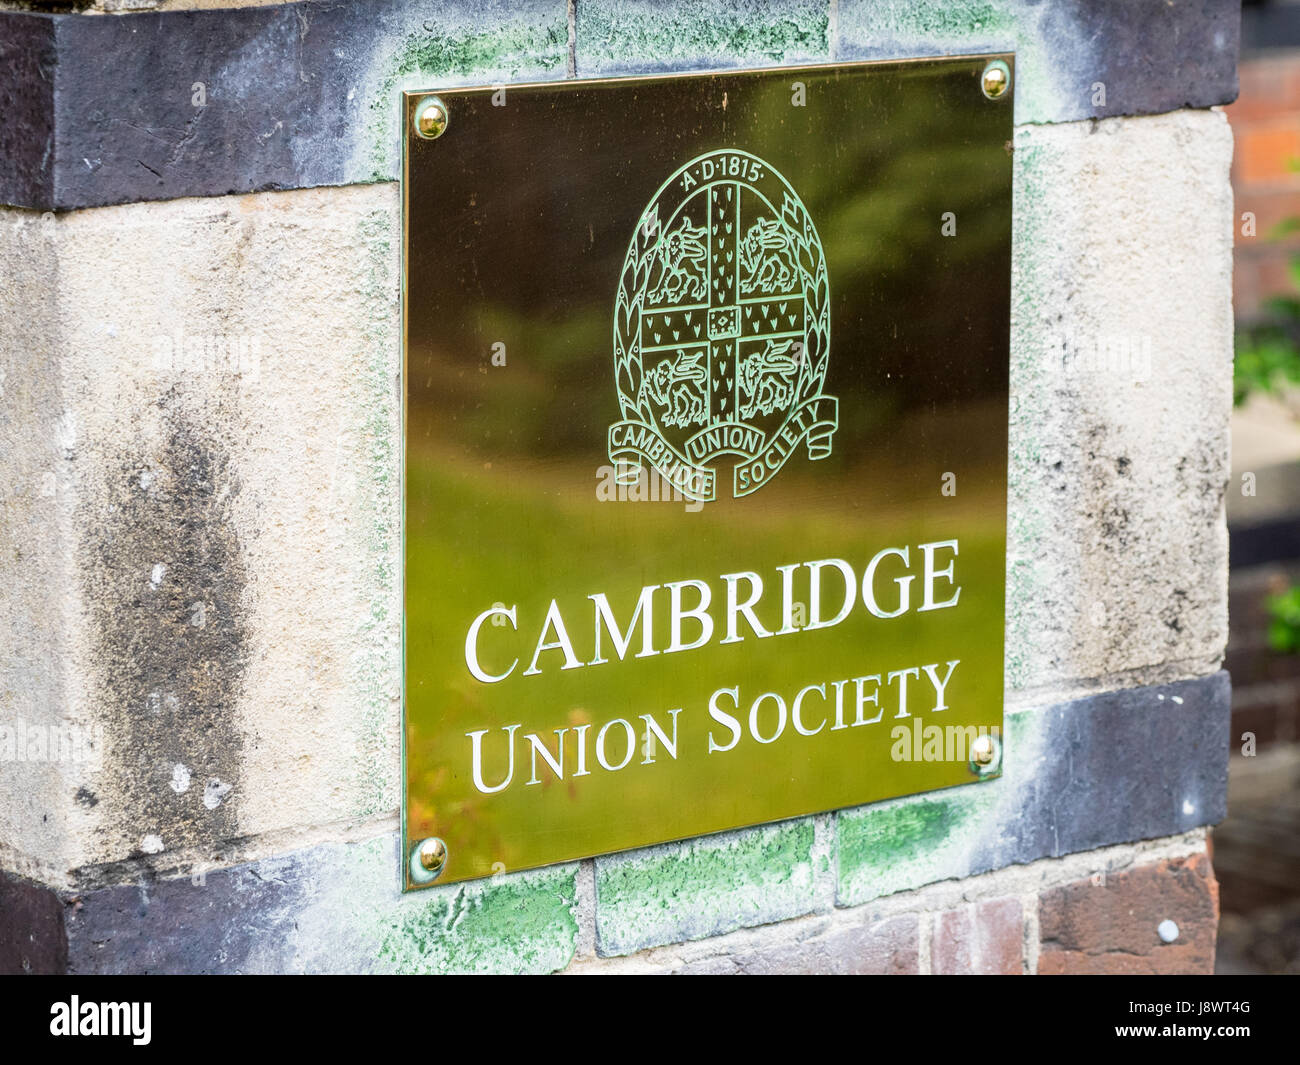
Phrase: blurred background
[{"left": 1217, "top": 0, "right": 1300, "bottom": 974}]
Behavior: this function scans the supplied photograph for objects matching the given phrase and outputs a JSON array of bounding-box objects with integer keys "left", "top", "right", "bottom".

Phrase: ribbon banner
[
  {"left": 608, "top": 420, "right": 717, "bottom": 501},
  {"left": 609, "top": 394, "right": 838, "bottom": 503},
  {"left": 732, "top": 396, "right": 838, "bottom": 497}
]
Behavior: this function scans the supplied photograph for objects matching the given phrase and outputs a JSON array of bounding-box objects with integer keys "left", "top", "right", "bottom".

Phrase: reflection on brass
[
  {"left": 402, "top": 55, "right": 1014, "bottom": 889},
  {"left": 413, "top": 96, "right": 449, "bottom": 139},
  {"left": 418, "top": 837, "right": 447, "bottom": 871},
  {"left": 981, "top": 60, "right": 1011, "bottom": 100},
  {"left": 409, "top": 837, "right": 448, "bottom": 885},
  {"left": 969, "top": 734, "right": 1001, "bottom": 775}
]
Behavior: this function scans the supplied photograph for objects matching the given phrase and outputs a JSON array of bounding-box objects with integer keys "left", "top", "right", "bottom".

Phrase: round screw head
[
  {"left": 413, "top": 96, "right": 449, "bottom": 140},
  {"left": 981, "top": 60, "right": 1011, "bottom": 100},
  {"left": 409, "top": 837, "right": 447, "bottom": 885},
  {"left": 969, "top": 733, "right": 1002, "bottom": 775}
]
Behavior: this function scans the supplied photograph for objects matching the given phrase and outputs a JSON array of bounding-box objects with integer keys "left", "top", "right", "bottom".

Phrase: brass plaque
[{"left": 403, "top": 56, "right": 1013, "bottom": 889}]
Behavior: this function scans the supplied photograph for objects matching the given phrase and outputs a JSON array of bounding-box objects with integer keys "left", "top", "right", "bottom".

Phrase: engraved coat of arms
[{"left": 609, "top": 149, "right": 838, "bottom": 502}]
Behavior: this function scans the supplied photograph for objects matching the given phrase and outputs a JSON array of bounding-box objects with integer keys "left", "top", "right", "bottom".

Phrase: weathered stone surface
[
  {"left": 7, "top": 827, "right": 1209, "bottom": 974},
  {"left": 932, "top": 896, "right": 1023, "bottom": 975},
  {"left": 0, "top": 108, "right": 1233, "bottom": 888},
  {"left": 0, "top": 0, "right": 1239, "bottom": 209},
  {"left": 0, "top": 2, "right": 1239, "bottom": 977},
  {"left": 1038, "top": 852, "right": 1219, "bottom": 974},
  {"left": 1006, "top": 110, "right": 1233, "bottom": 693},
  {"left": 0, "top": 209, "right": 85, "bottom": 885},
  {"left": 60, "top": 835, "right": 580, "bottom": 974},
  {"left": 572, "top": 910, "right": 920, "bottom": 974},
  {"left": 574, "top": 0, "right": 830, "bottom": 75},
  {"left": 675, "top": 914, "right": 919, "bottom": 975},
  {"left": 837, "top": 673, "right": 1231, "bottom": 906},
  {"left": 1, "top": 184, "right": 406, "bottom": 883},
  {"left": 594, "top": 817, "right": 831, "bottom": 957}
]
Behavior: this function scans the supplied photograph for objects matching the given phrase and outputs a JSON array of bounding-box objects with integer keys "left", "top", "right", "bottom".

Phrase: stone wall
[{"left": 0, "top": 0, "right": 1238, "bottom": 973}]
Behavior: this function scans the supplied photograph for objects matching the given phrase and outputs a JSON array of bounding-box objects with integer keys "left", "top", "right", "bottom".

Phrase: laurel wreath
[{"left": 613, "top": 182, "right": 830, "bottom": 427}]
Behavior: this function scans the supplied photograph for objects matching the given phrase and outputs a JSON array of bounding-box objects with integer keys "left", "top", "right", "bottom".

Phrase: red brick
[
  {"left": 1231, "top": 56, "right": 1300, "bottom": 124},
  {"left": 675, "top": 914, "right": 919, "bottom": 975},
  {"left": 1038, "top": 853, "right": 1219, "bottom": 975},
  {"left": 1231, "top": 191, "right": 1300, "bottom": 241},
  {"left": 1238, "top": 124, "right": 1300, "bottom": 187},
  {"left": 933, "top": 897, "right": 1023, "bottom": 975}
]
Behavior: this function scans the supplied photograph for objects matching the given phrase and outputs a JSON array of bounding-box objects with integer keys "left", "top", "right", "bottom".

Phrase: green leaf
[
  {"left": 1266, "top": 585, "right": 1300, "bottom": 654},
  {"left": 1271, "top": 216, "right": 1300, "bottom": 239},
  {"left": 1263, "top": 295, "right": 1300, "bottom": 319}
]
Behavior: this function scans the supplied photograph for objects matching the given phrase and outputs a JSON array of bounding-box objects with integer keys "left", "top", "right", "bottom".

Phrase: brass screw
[
  {"left": 981, "top": 60, "right": 1011, "bottom": 101},
  {"left": 409, "top": 837, "right": 448, "bottom": 885},
  {"left": 413, "top": 96, "right": 449, "bottom": 140},
  {"left": 969, "top": 733, "right": 1002, "bottom": 775}
]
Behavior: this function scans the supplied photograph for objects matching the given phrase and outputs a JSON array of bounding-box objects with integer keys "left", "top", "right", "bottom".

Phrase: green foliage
[
  {"left": 1234, "top": 217, "right": 1300, "bottom": 406},
  {"left": 1267, "top": 584, "right": 1300, "bottom": 654},
  {"left": 1235, "top": 330, "right": 1300, "bottom": 406},
  {"left": 1238, "top": 194, "right": 1300, "bottom": 657}
]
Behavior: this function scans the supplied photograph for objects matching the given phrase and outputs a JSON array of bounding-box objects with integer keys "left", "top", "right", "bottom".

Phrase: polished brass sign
[{"left": 403, "top": 56, "right": 1013, "bottom": 889}]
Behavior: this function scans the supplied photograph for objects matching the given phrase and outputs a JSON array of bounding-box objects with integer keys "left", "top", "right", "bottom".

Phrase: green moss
[
  {"left": 837, "top": 785, "right": 997, "bottom": 905},
  {"left": 578, "top": 0, "right": 829, "bottom": 67},
  {"left": 1004, "top": 136, "right": 1053, "bottom": 691},
  {"left": 366, "top": 21, "right": 568, "bottom": 182},
  {"left": 344, "top": 206, "right": 401, "bottom": 817},
  {"left": 390, "top": 24, "right": 567, "bottom": 82},
  {"left": 596, "top": 819, "right": 818, "bottom": 955},
  {"left": 841, "top": 798, "right": 953, "bottom": 866},
  {"left": 863, "top": 0, "right": 1015, "bottom": 39},
  {"left": 377, "top": 865, "right": 579, "bottom": 973}
]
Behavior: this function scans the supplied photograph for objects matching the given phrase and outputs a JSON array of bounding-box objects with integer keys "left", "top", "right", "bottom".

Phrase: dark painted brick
[
  {"left": 57, "top": 836, "right": 580, "bottom": 974},
  {"left": 1044, "top": 0, "right": 1239, "bottom": 120},
  {"left": 0, "top": 869, "right": 66, "bottom": 975},
  {"left": 837, "top": 0, "right": 1238, "bottom": 126},
  {"left": 63, "top": 863, "right": 295, "bottom": 974},
  {"left": 838, "top": 672, "right": 1233, "bottom": 905},
  {"left": 1008, "top": 673, "right": 1232, "bottom": 856},
  {"left": 0, "top": 14, "right": 56, "bottom": 209},
  {"left": 2, "top": 0, "right": 569, "bottom": 211},
  {"left": 0, "top": 0, "right": 1241, "bottom": 210}
]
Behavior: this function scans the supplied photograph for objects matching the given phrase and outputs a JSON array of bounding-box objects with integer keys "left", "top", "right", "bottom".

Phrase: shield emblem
[{"left": 610, "top": 149, "right": 837, "bottom": 501}]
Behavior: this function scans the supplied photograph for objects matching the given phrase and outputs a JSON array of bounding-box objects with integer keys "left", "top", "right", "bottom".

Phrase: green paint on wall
[
  {"left": 596, "top": 818, "right": 819, "bottom": 955},
  {"left": 366, "top": 20, "right": 568, "bottom": 182},
  {"left": 578, "top": 0, "right": 829, "bottom": 68},
  {"left": 837, "top": 785, "right": 998, "bottom": 905},
  {"left": 348, "top": 204, "right": 401, "bottom": 816},
  {"left": 852, "top": 0, "right": 1016, "bottom": 39},
  {"left": 377, "top": 864, "right": 579, "bottom": 974}
]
